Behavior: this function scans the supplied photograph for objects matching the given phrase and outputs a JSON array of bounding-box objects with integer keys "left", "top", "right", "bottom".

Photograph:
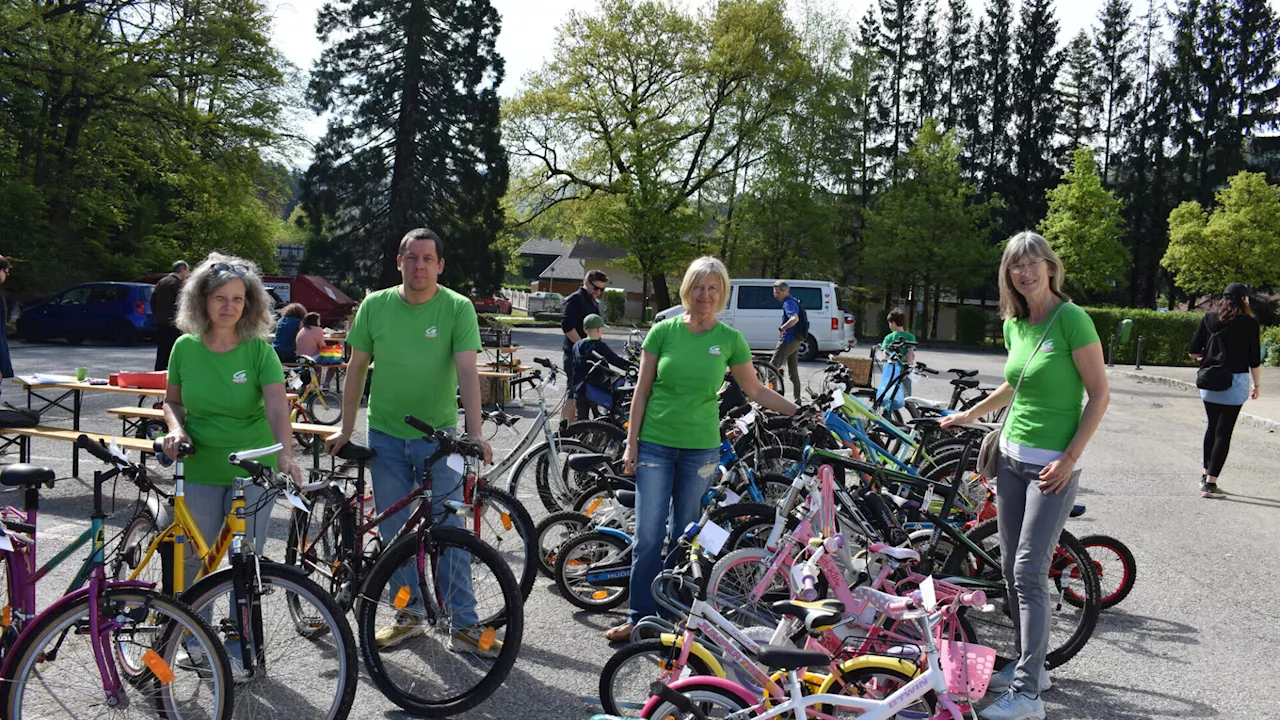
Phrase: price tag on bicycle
[
  {"left": 698, "top": 521, "right": 731, "bottom": 557},
  {"left": 447, "top": 454, "right": 466, "bottom": 475}
]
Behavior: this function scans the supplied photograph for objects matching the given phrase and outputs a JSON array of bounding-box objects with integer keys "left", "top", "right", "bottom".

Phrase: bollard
[
  {"left": 1108, "top": 332, "right": 1117, "bottom": 367},
  {"left": 1134, "top": 334, "right": 1144, "bottom": 370}
]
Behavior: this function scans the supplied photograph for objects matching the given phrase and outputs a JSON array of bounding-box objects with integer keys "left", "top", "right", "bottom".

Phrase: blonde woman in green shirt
[
  {"left": 941, "top": 232, "right": 1109, "bottom": 720},
  {"left": 159, "top": 254, "right": 303, "bottom": 591},
  {"left": 606, "top": 257, "right": 800, "bottom": 642}
]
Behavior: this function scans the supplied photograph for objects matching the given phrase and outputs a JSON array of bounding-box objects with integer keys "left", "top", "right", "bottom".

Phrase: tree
[
  {"left": 875, "top": 0, "right": 920, "bottom": 177},
  {"left": 1222, "top": 0, "right": 1280, "bottom": 178},
  {"left": 503, "top": 0, "right": 803, "bottom": 309},
  {"left": 913, "top": 0, "right": 943, "bottom": 127},
  {"left": 972, "top": 0, "right": 1015, "bottom": 195},
  {"left": 304, "top": 0, "right": 508, "bottom": 292},
  {"left": 939, "top": 0, "right": 976, "bottom": 140},
  {"left": 1039, "top": 148, "right": 1130, "bottom": 295},
  {"left": 1093, "top": 0, "right": 1136, "bottom": 184},
  {"left": 1059, "top": 31, "right": 1100, "bottom": 153},
  {"left": 1162, "top": 171, "right": 1280, "bottom": 295},
  {"left": 1009, "top": 0, "right": 1063, "bottom": 230}
]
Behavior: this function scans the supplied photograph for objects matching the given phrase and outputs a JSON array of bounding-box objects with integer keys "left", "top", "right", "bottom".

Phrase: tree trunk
[{"left": 931, "top": 283, "right": 942, "bottom": 340}]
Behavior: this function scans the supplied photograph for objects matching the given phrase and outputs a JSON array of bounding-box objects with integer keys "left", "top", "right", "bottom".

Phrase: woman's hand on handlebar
[
  {"left": 161, "top": 430, "right": 191, "bottom": 462},
  {"left": 938, "top": 411, "right": 973, "bottom": 429}
]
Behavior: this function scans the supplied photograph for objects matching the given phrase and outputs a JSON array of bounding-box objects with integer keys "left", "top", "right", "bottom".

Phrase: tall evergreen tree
[
  {"left": 1094, "top": 0, "right": 1137, "bottom": 184},
  {"left": 1010, "top": 0, "right": 1063, "bottom": 228},
  {"left": 876, "top": 0, "right": 920, "bottom": 177},
  {"left": 914, "top": 0, "right": 944, "bottom": 127},
  {"left": 1059, "top": 31, "right": 1100, "bottom": 153},
  {"left": 1193, "top": 0, "right": 1234, "bottom": 200},
  {"left": 1223, "top": 0, "right": 1280, "bottom": 177},
  {"left": 939, "top": 0, "right": 975, "bottom": 134},
  {"left": 304, "top": 0, "right": 508, "bottom": 290},
  {"left": 857, "top": 6, "right": 891, "bottom": 188},
  {"left": 973, "top": 0, "right": 1015, "bottom": 196},
  {"left": 1165, "top": 0, "right": 1203, "bottom": 202}
]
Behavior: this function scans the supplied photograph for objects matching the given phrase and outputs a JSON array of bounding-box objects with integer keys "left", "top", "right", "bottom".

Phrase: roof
[
  {"left": 516, "top": 237, "right": 572, "bottom": 256},
  {"left": 567, "top": 240, "right": 627, "bottom": 260},
  {"left": 296, "top": 274, "right": 357, "bottom": 307},
  {"left": 539, "top": 256, "right": 586, "bottom": 280}
]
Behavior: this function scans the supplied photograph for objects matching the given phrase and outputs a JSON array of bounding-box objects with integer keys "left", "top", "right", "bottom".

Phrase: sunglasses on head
[{"left": 212, "top": 262, "right": 250, "bottom": 277}]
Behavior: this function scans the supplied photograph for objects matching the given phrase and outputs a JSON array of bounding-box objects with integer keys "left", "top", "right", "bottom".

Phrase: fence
[{"left": 505, "top": 288, "right": 530, "bottom": 313}]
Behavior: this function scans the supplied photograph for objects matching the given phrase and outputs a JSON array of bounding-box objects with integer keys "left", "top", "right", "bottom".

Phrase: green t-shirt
[
  {"left": 881, "top": 330, "right": 916, "bottom": 360},
  {"left": 348, "top": 285, "right": 481, "bottom": 439},
  {"left": 1001, "top": 302, "right": 1100, "bottom": 451},
  {"left": 640, "top": 317, "right": 752, "bottom": 450},
  {"left": 168, "top": 335, "right": 285, "bottom": 485}
]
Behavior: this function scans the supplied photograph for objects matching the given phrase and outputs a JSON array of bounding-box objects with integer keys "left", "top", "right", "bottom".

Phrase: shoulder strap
[{"left": 1000, "top": 301, "right": 1068, "bottom": 432}]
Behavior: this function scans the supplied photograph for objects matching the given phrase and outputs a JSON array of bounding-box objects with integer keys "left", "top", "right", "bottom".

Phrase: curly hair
[{"left": 175, "top": 252, "right": 274, "bottom": 339}]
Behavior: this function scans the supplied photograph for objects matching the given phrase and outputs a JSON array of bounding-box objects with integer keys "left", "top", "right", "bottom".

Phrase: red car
[{"left": 471, "top": 291, "right": 512, "bottom": 315}]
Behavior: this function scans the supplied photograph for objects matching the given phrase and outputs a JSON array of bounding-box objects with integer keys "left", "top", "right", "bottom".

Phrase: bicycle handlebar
[
  {"left": 76, "top": 435, "right": 123, "bottom": 466},
  {"left": 151, "top": 438, "right": 195, "bottom": 458},
  {"left": 403, "top": 415, "right": 487, "bottom": 459},
  {"left": 228, "top": 444, "right": 285, "bottom": 464}
]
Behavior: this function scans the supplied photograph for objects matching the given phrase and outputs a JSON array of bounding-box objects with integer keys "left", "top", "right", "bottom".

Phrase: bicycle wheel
[
  {"left": 553, "top": 529, "right": 631, "bottom": 611},
  {"left": 534, "top": 509, "right": 592, "bottom": 578},
  {"left": 182, "top": 562, "right": 358, "bottom": 720},
  {"left": 943, "top": 517, "right": 1100, "bottom": 669},
  {"left": 357, "top": 527, "right": 523, "bottom": 716},
  {"left": 472, "top": 484, "right": 536, "bottom": 601},
  {"left": 284, "top": 484, "right": 356, "bottom": 613},
  {"left": 705, "top": 547, "right": 793, "bottom": 630},
  {"left": 305, "top": 387, "right": 343, "bottom": 425},
  {"left": 643, "top": 681, "right": 752, "bottom": 719},
  {"left": 4, "top": 588, "right": 233, "bottom": 720},
  {"left": 113, "top": 506, "right": 166, "bottom": 590},
  {"left": 753, "top": 359, "right": 785, "bottom": 396},
  {"left": 289, "top": 405, "right": 318, "bottom": 452},
  {"left": 816, "top": 664, "right": 936, "bottom": 718},
  {"left": 561, "top": 419, "right": 626, "bottom": 456},
  {"left": 1073, "top": 534, "right": 1137, "bottom": 609},
  {"left": 506, "top": 437, "right": 599, "bottom": 523},
  {"left": 599, "top": 638, "right": 716, "bottom": 716}
]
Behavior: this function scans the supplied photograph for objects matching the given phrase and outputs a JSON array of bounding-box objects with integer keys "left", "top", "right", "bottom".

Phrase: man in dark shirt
[
  {"left": 152, "top": 260, "right": 189, "bottom": 370},
  {"left": 769, "top": 281, "right": 802, "bottom": 403},
  {"left": 560, "top": 269, "right": 608, "bottom": 422}
]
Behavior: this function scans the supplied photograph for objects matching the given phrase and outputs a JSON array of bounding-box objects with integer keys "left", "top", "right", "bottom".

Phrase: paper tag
[
  {"left": 921, "top": 575, "right": 938, "bottom": 611},
  {"left": 828, "top": 392, "right": 844, "bottom": 412},
  {"left": 909, "top": 372, "right": 925, "bottom": 384},
  {"left": 547, "top": 382, "right": 559, "bottom": 392},
  {"left": 0, "top": 529, "right": 13, "bottom": 552},
  {"left": 447, "top": 454, "right": 466, "bottom": 475},
  {"left": 284, "top": 490, "right": 309, "bottom": 513},
  {"left": 106, "top": 440, "right": 130, "bottom": 464},
  {"left": 723, "top": 488, "right": 741, "bottom": 506},
  {"left": 290, "top": 377, "right": 304, "bottom": 391},
  {"left": 698, "top": 521, "right": 730, "bottom": 556}
]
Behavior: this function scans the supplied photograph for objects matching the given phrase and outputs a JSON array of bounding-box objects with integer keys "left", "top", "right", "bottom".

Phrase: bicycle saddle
[
  {"left": 948, "top": 369, "right": 979, "bottom": 378},
  {"left": 0, "top": 464, "right": 56, "bottom": 489},
  {"left": 868, "top": 542, "right": 920, "bottom": 563},
  {"left": 770, "top": 598, "right": 846, "bottom": 636},
  {"left": 755, "top": 646, "right": 832, "bottom": 671},
  {"left": 336, "top": 442, "right": 375, "bottom": 463},
  {"left": 950, "top": 378, "right": 980, "bottom": 389},
  {"left": 616, "top": 490, "right": 636, "bottom": 509},
  {"left": 1070, "top": 504, "right": 1086, "bottom": 518},
  {"left": 567, "top": 453, "right": 611, "bottom": 472},
  {"left": 295, "top": 354, "right": 318, "bottom": 365}
]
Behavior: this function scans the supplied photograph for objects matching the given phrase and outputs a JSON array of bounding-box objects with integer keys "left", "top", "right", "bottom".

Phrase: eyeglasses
[
  {"left": 1008, "top": 259, "right": 1045, "bottom": 275},
  {"left": 590, "top": 283, "right": 606, "bottom": 293},
  {"left": 212, "top": 263, "right": 250, "bottom": 277}
]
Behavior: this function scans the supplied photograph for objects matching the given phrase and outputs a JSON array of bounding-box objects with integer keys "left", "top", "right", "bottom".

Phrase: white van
[{"left": 654, "top": 279, "right": 854, "bottom": 360}]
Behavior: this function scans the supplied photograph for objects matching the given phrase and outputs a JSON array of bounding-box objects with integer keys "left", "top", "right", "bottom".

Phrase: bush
[
  {"left": 1263, "top": 326, "right": 1280, "bottom": 367},
  {"left": 603, "top": 289, "right": 626, "bottom": 322},
  {"left": 955, "top": 306, "right": 991, "bottom": 345},
  {"left": 1082, "top": 307, "right": 1204, "bottom": 367}
]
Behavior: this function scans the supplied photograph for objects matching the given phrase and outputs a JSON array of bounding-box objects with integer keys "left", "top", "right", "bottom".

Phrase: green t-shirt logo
[
  {"left": 1041, "top": 339, "right": 1056, "bottom": 353},
  {"left": 425, "top": 326, "right": 438, "bottom": 339},
  {"left": 708, "top": 345, "right": 721, "bottom": 356},
  {"left": 232, "top": 370, "right": 248, "bottom": 384}
]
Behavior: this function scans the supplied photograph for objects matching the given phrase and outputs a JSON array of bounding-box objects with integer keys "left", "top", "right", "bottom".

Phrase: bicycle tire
[
  {"left": 705, "top": 547, "right": 793, "bottom": 629},
  {"left": 560, "top": 419, "right": 626, "bottom": 456},
  {"left": 505, "top": 437, "right": 600, "bottom": 522},
  {"left": 357, "top": 527, "right": 523, "bottom": 716},
  {"left": 305, "top": 387, "right": 343, "bottom": 425},
  {"left": 284, "top": 483, "right": 358, "bottom": 616},
  {"left": 113, "top": 506, "right": 167, "bottom": 590},
  {"left": 943, "top": 517, "right": 1100, "bottom": 670},
  {"left": 643, "top": 680, "right": 752, "bottom": 719},
  {"left": 4, "top": 588, "right": 234, "bottom": 720},
  {"left": 753, "top": 359, "right": 785, "bottom": 397},
  {"left": 182, "top": 562, "right": 358, "bottom": 720},
  {"left": 814, "top": 664, "right": 936, "bottom": 717},
  {"left": 1075, "top": 533, "right": 1137, "bottom": 609},
  {"left": 534, "top": 509, "right": 592, "bottom": 578},
  {"left": 599, "top": 638, "right": 716, "bottom": 716},
  {"left": 473, "top": 484, "right": 537, "bottom": 601},
  {"left": 554, "top": 529, "right": 631, "bottom": 611}
]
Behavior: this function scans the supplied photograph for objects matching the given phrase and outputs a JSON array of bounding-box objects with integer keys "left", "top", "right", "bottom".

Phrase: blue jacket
[
  {"left": 572, "top": 338, "right": 629, "bottom": 393},
  {"left": 780, "top": 296, "right": 800, "bottom": 343}
]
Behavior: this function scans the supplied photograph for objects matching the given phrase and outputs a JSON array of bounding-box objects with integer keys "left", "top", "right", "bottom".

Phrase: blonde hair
[
  {"left": 679, "top": 256, "right": 731, "bottom": 314},
  {"left": 176, "top": 252, "right": 275, "bottom": 339},
  {"left": 998, "top": 231, "right": 1070, "bottom": 320}
]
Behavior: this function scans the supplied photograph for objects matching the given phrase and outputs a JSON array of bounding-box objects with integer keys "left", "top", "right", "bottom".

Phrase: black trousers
[
  {"left": 1202, "top": 401, "right": 1244, "bottom": 478},
  {"left": 154, "top": 324, "right": 181, "bottom": 371}
]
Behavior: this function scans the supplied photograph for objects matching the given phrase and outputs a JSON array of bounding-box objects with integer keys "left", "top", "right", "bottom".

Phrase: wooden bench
[
  {"left": 0, "top": 425, "right": 158, "bottom": 472},
  {"left": 107, "top": 407, "right": 340, "bottom": 469}
]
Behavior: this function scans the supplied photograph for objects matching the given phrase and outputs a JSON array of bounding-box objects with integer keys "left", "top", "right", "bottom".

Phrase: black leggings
[{"left": 1203, "top": 401, "right": 1243, "bottom": 477}]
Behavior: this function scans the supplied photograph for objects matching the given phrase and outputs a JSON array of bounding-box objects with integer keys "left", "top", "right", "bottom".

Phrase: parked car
[
  {"left": 654, "top": 278, "right": 854, "bottom": 361},
  {"left": 17, "top": 282, "right": 155, "bottom": 346},
  {"left": 471, "top": 291, "right": 512, "bottom": 315},
  {"left": 527, "top": 291, "right": 565, "bottom": 321}
]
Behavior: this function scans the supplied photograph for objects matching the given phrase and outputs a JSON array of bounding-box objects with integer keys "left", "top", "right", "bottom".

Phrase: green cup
[{"left": 75, "top": 367, "right": 88, "bottom": 382}]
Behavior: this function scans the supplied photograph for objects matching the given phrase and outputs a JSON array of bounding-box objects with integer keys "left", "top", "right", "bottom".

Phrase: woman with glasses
[
  {"left": 158, "top": 253, "right": 303, "bottom": 588},
  {"left": 560, "top": 269, "right": 609, "bottom": 423},
  {"left": 941, "top": 232, "right": 1109, "bottom": 720}
]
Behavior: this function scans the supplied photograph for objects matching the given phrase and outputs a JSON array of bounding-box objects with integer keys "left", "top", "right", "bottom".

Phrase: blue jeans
[
  {"left": 367, "top": 428, "right": 478, "bottom": 629},
  {"left": 628, "top": 441, "right": 719, "bottom": 623}
]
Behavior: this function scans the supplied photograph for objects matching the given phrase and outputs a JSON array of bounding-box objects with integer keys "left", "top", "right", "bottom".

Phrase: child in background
[
  {"left": 572, "top": 314, "right": 630, "bottom": 418},
  {"left": 881, "top": 308, "right": 917, "bottom": 399}
]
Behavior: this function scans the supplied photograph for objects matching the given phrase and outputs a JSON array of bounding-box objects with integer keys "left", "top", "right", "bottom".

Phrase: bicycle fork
[{"left": 230, "top": 539, "right": 266, "bottom": 677}]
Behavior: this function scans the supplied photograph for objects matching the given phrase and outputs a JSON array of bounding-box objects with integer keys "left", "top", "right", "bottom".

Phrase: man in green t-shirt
[{"left": 325, "top": 227, "right": 497, "bottom": 656}]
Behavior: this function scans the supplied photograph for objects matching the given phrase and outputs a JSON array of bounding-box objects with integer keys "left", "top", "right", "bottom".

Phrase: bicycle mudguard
[
  {"left": 0, "top": 581, "right": 154, "bottom": 680},
  {"left": 178, "top": 559, "right": 313, "bottom": 606},
  {"left": 638, "top": 675, "right": 759, "bottom": 719},
  {"left": 655, "top": 633, "right": 728, "bottom": 680},
  {"left": 141, "top": 494, "right": 172, "bottom": 531},
  {"left": 814, "top": 655, "right": 921, "bottom": 694}
]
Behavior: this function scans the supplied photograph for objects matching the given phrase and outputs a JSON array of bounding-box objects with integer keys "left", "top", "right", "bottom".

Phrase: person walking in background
[
  {"left": 152, "top": 260, "right": 189, "bottom": 370},
  {"left": 1188, "top": 282, "right": 1262, "bottom": 499},
  {"left": 0, "top": 257, "right": 13, "bottom": 399},
  {"left": 941, "top": 231, "right": 1109, "bottom": 720},
  {"left": 881, "top": 308, "right": 917, "bottom": 398},
  {"left": 561, "top": 269, "right": 608, "bottom": 424},
  {"left": 272, "top": 302, "right": 306, "bottom": 363},
  {"left": 769, "top": 281, "right": 802, "bottom": 404}
]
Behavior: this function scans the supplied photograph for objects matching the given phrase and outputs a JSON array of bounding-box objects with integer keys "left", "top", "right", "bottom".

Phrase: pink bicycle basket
[{"left": 938, "top": 640, "right": 997, "bottom": 700}]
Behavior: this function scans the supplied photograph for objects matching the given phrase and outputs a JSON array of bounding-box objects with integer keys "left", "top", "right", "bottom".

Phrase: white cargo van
[{"left": 654, "top": 279, "right": 854, "bottom": 361}]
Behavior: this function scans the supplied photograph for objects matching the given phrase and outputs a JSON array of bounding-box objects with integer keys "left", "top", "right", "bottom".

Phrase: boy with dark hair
[
  {"left": 572, "top": 313, "right": 630, "bottom": 418},
  {"left": 881, "top": 308, "right": 917, "bottom": 400}
]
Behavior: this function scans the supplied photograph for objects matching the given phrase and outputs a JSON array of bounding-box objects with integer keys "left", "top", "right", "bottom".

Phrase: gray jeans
[
  {"left": 995, "top": 455, "right": 1080, "bottom": 698},
  {"left": 183, "top": 482, "right": 274, "bottom": 590},
  {"left": 769, "top": 339, "right": 801, "bottom": 403}
]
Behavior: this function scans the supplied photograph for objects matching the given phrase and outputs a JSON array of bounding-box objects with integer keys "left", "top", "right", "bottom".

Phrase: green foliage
[
  {"left": 1081, "top": 306, "right": 1203, "bottom": 366},
  {"left": 1262, "top": 326, "right": 1280, "bottom": 367},
  {"left": 955, "top": 306, "right": 991, "bottom": 345},
  {"left": 1162, "top": 171, "right": 1280, "bottom": 296},
  {"left": 1040, "top": 148, "right": 1130, "bottom": 295},
  {"left": 603, "top": 290, "right": 626, "bottom": 323}
]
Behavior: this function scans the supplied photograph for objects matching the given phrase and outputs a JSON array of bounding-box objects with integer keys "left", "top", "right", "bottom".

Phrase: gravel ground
[{"left": 4, "top": 327, "right": 1278, "bottom": 719}]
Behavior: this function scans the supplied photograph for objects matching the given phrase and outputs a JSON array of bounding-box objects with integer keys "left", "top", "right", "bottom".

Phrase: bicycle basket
[
  {"left": 938, "top": 639, "right": 996, "bottom": 700},
  {"left": 834, "top": 355, "right": 874, "bottom": 387}
]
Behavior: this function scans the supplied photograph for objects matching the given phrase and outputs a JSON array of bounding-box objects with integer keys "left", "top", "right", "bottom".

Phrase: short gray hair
[
  {"left": 998, "top": 231, "right": 1070, "bottom": 320},
  {"left": 175, "top": 252, "right": 274, "bottom": 339},
  {"left": 773, "top": 281, "right": 789, "bottom": 291},
  {"left": 172, "top": 260, "right": 189, "bottom": 273}
]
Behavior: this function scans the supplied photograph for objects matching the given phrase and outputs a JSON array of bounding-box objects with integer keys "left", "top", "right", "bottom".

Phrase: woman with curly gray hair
[{"left": 159, "top": 252, "right": 303, "bottom": 590}]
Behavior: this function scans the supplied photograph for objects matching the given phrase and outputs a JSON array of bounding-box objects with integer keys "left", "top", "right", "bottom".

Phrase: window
[
  {"left": 59, "top": 287, "right": 93, "bottom": 306},
  {"left": 88, "top": 285, "right": 129, "bottom": 303},
  {"left": 735, "top": 285, "right": 825, "bottom": 311}
]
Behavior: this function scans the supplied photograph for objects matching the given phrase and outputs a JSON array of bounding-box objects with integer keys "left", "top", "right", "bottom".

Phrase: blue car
[{"left": 17, "top": 282, "right": 155, "bottom": 346}]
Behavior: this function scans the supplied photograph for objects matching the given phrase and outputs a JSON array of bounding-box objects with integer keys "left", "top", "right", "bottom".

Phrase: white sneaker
[
  {"left": 980, "top": 690, "right": 1045, "bottom": 720},
  {"left": 986, "top": 663, "right": 1051, "bottom": 695}
]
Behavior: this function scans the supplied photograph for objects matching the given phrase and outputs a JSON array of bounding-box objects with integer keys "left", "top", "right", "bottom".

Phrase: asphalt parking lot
[{"left": 4, "top": 327, "right": 1278, "bottom": 719}]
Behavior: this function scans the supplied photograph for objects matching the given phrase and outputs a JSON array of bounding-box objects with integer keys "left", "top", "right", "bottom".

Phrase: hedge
[
  {"left": 955, "top": 306, "right": 989, "bottom": 346},
  {"left": 1082, "top": 307, "right": 1203, "bottom": 367},
  {"left": 1263, "top": 326, "right": 1280, "bottom": 367},
  {"left": 603, "top": 289, "right": 626, "bottom": 322}
]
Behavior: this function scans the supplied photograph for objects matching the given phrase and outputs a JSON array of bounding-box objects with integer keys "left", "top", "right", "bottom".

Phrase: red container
[
  {"left": 117, "top": 371, "right": 167, "bottom": 389},
  {"left": 108, "top": 373, "right": 119, "bottom": 386}
]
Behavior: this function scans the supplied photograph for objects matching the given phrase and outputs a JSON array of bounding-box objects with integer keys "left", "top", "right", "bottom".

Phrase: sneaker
[
  {"left": 980, "top": 690, "right": 1045, "bottom": 720},
  {"left": 1200, "top": 481, "right": 1222, "bottom": 498},
  {"left": 375, "top": 616, "right": 426, "bottom": 649},
  {"left": 450, "top": 626, "right": 503, "bottom": 658},
  {"left": 986, "top": 664, "right": 1051, "bottom": 695}
]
